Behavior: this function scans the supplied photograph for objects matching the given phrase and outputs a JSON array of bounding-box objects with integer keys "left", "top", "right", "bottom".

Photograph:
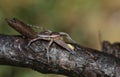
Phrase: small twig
[{"left": 5, "top": 18, "right": 38, "bottom": 39}]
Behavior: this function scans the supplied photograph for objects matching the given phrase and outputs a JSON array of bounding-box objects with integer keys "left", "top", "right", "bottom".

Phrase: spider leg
[
  {"left": 59, "top": 32, "right": 76, "bottom": 43},
  {"left": 26, "top": 37, "right": 43, "bottom": 47},
  {"left": 54, "top": 39, "right": 76, "bottom": 55},
  {"left": 46, "top": 39, "right": 53, "bottom": 63},
  {"left": 35, "top": 26, "right": 52, "bottom": 33}
]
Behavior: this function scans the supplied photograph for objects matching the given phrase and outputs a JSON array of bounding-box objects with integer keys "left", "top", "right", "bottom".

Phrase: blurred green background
[{"left": 0, "top": 0, "right": 120, "bottom": 77}]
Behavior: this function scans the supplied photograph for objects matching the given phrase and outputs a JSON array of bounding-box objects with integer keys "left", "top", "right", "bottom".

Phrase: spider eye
[{"left": 67, "top": 44, "right": 74, "bottom": 50}]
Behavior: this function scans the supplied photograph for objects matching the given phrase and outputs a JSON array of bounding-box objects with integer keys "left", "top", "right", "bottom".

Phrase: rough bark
[{"left": 0, "top": 34, "right": 120, "bottom": 77}]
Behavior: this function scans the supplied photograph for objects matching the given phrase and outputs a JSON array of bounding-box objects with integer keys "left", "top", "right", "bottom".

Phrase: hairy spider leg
[
  {"left": 27, "top": 24, "right": 53, "bottom": 34},
  {"left": 59, "top": 32, "right": 76, "bottom": 43},
  {"left": 27, "top": 24, "right": 45, "bottom": 31}
]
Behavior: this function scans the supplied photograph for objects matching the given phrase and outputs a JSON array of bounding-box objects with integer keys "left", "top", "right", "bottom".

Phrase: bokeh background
[{"left": 0, "top": 0, "right": 120, "bottom": 77}]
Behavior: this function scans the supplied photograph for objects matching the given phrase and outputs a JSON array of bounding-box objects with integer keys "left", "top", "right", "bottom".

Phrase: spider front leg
[{"left": 59, "top": 32, "right": 76, "bottom": 43}]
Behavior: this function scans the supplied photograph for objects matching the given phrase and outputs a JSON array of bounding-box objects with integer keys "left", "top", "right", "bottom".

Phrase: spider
[{"left": 27, "top": 30, "right": 76, "bottom": 62}]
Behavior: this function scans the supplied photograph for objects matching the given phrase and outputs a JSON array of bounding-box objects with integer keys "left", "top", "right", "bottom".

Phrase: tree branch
[{"left": 0, "top": 18, "right": 120, "bottom": 77}]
